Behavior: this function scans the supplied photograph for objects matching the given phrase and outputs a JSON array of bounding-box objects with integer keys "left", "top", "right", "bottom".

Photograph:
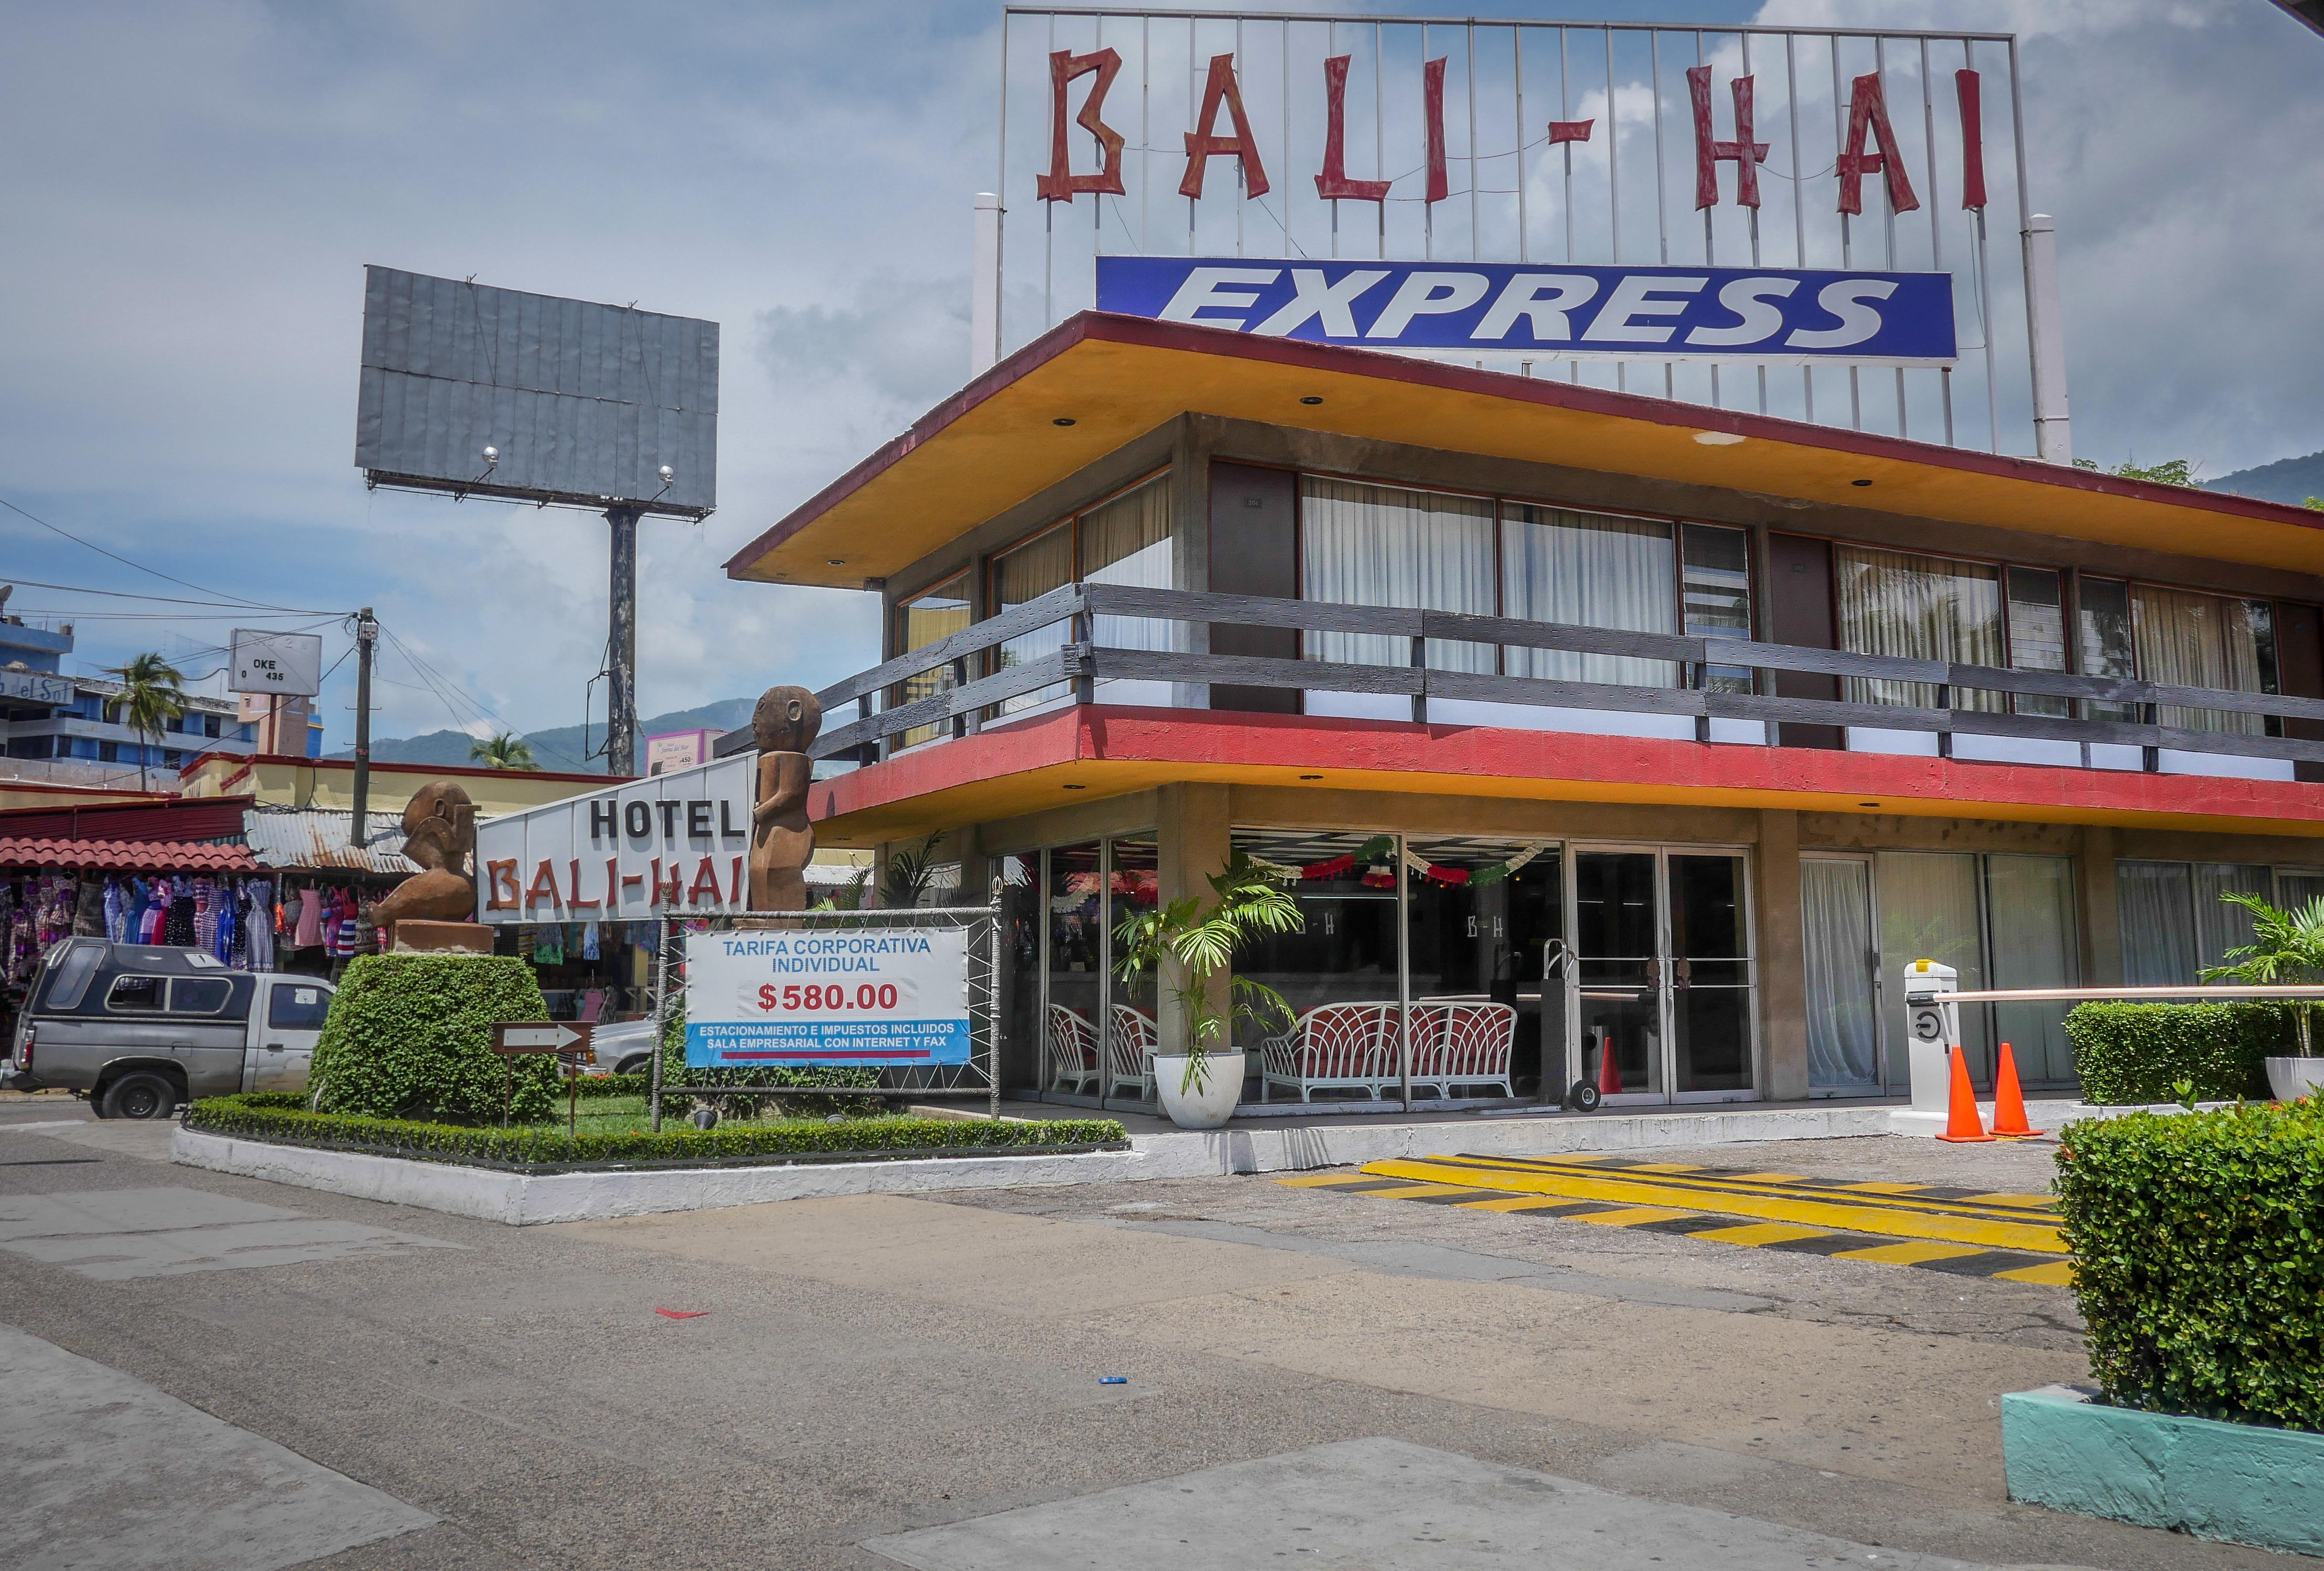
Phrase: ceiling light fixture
[
  {"left": 1299, "top": 773, "right": 1323, "bottom": 780},
  {"left": 1693, "top": 431, "right": 1745, "bottom": 446},
  {"left": 1851, "top": 478, "right": 1874, "bottom": 487},
  {"left": 1053, "top": 417, "right": 1077, "bottom": 426},
  {"left": 1300, "top": 396, "right": 1324, "bottom": 406}
]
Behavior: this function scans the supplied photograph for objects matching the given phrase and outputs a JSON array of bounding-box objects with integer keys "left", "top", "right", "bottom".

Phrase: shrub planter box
[{"left": 2002, "top": 1384, "right": 2324, "bottom": 1555}]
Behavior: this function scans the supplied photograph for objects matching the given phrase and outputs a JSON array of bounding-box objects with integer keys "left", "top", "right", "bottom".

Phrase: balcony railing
[{"left": 809, "top": 583, "right": 2324, "bottom": 775}]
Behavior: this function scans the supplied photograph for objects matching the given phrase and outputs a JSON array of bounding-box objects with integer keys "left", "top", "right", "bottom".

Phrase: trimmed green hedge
[
  {"left": 186, "top": 1091, "right": 1126, "bottom": 1171},
  {"left": 2064, "top": 1002, "right": 2290, "bottom": 1105},
  {"left": 309, "top": 955, "right": 558, "bottom": 1123},
  {"left": 2058, "top": 1100, "right": 2324, "bottom": 1432}
]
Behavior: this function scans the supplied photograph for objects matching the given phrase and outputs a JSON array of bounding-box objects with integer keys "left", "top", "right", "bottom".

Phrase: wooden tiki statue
[{"left": 748, "top": 685, "right": 822, "bottom": 911}]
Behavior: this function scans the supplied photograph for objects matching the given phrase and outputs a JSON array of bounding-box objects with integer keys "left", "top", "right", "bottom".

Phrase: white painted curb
[
  {"left": 175, "top": 1100, "right": 1906, "bottom": 1224},
  {"left": 1887, "top": 1098, "right": 2238, "bottom": 1137}
]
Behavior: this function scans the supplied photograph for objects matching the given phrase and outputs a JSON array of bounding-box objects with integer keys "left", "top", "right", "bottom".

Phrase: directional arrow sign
[{"left": 491, "top": 1022, "right": 594, "bottom": 1055}]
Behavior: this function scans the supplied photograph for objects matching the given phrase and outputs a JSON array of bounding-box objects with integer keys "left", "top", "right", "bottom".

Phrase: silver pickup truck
[{"left": 2, "top": 940, "right": 334, "bottom": 1119}]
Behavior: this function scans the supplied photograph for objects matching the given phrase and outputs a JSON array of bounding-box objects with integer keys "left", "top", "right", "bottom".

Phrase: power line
[
  {"left": 0, "top": 493, "right": 291, "bottom": 611},
  {"left": 375, "top": 621, "right": 586, "bottom": 768},
  {"left": 0, "top": 573, "right": 344, "bottom": 613}
]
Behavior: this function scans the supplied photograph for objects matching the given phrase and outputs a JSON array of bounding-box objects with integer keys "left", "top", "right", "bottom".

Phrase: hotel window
[
  {"left": 1500, "top": 504, "right": 1679, "bottom": 686},
  {"left": 1834, "top": 546, "right": 2005, "bottom": 710},
  {"left": 1682, "top": 524, "right": 1754, "bottom": 694},
  {"left": 986, "top": 473, "right": 1175, "bottom": 715},
  {"left": 2005, "top": 568, "right": 2069, "bottom": 717},
  {"left": 1301, "top": 478, "right": 1496, "bottom": 671},
  {"left": 891, "top": 571, "right": 972, "bottom": 748},
  {"left": 2117, "top": 861, "right": 2271, "bottom": 984},
  {"left": 2079, "top": 578, "right": 2278, "bottom": 733}
]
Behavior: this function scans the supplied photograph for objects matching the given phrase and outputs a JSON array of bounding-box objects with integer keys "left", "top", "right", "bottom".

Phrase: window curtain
[
  {"left": 894, "top": 574, "right": 971, "bottom": 748},
  {"left": 1501, "top": 505, "right": 1679, "bottom": 686},
  {"left": 2116, "top": 861, "right": 2198, "bottom": 985},
  {"left": 2131, "top": 587, "right": 2271, "bottom": 735},
  {"left": 1875, "top": 850, "right": 1990, "bottom": 1069},
  {"left": 1985, "top": 855, "right": 2080, "bottom": 1085},
  {"left": 1300, "top": 478, "right": 1496, "bottom": 671},
  {"left": 1801, "top": 859, "right": 1880, "bottom": 1091},
  {"left": 1835, "top": 547, "right": 2005, "bottom": 711},
  {"left": 991, "top": 524, "right": 1075, "bottom": 713},
  {"left": 2193, "top": 862, "right": 2271, "bottom": 970},
  {"left": 1081, "top": 476, "right": 1174, "bottom": 653}
]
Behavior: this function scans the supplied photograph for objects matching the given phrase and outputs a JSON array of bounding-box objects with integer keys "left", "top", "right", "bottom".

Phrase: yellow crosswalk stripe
[
  {"left": 1358, "top": 1157, "right": 2067, "bottom": 1253},
  {"left": 1573, "top": 1206, "right": 1698, "bottom": 1227},
  {"left": 1685, "top": 1221, "right": 1832, "bottom": 1246},
  {"left": 1993, "top": 1260, "right": 2077, "bottom": 1287}
]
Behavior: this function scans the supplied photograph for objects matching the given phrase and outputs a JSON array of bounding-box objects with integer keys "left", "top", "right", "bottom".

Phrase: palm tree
[
  {"left": 101, "top": 652, "right": 186, "bottom": 791},
  {"left": 468, "top": 731, "right": 538, "bottom": 771},
  {"left": 2203, "top": 892, "right": 2324, "bottom": 1058}
]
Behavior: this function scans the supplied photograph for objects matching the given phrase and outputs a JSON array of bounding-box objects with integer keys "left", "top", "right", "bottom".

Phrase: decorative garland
[{"left": 1250, "top": 837, "right": 1557, "bottom": 890}]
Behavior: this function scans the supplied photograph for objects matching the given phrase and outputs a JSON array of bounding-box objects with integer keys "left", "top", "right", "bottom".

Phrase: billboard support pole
[
  {"left": 607, "top": 505, "right": 640, "bottom": 776},
  {"left": 351, "top": 608, "right": 378, "bottom": 849}
]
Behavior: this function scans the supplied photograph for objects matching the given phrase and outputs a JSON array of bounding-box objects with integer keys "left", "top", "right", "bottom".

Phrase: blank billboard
[{"left": 354, "top": 266, "right": 718, "bottom": 517}]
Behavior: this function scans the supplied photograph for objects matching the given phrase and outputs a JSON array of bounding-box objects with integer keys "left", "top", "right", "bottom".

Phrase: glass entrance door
[
  {"left": 1570, "top": 848, "right": 1758, "bottom": 1104},
  {"left": 1572, "top": 851, "right": 1663, "bottom": 1098}
]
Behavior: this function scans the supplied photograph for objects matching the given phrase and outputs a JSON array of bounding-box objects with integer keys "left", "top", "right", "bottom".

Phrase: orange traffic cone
[
  {"left": 1989, "top": 1042, "right": 2045, "bottom": 1139},
  {"left": 1935, "top": 1043, "right": 1994, "bottom": 1142},
  {"left": 1596, "top": 1036, "right": 1625, "bottom": 1098}
]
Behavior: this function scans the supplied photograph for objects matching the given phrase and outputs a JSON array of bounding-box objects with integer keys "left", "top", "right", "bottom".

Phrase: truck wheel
[
  {"left": 101, "top": 1071, "right": 179, "bottom": 1121},
  {"left": 615, "top": 1055, "right": 651, "bottom": 1077}
]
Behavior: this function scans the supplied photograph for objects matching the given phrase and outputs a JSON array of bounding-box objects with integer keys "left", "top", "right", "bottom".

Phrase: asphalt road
[{"left": 0, "top": 1095, "right": 2286, "bottom": 1570}]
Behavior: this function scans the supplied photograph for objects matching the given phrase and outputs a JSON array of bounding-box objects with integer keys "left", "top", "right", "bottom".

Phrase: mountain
[
  {"left": 2206, "top": 449, "right": 2324, "bottom": 507},
  {"left": 334, "top": 696, "right": 754, "bottom": 771}
]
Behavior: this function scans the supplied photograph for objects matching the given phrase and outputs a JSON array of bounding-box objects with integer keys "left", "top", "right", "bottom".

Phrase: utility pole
[
  {"left": 351, "top": 608, "right": 378, "bottom": 848},
  {"left": 606, "top": 505, "right": 639, "bottom": 776}
]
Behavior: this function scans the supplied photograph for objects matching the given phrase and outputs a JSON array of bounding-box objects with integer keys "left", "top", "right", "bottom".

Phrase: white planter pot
[
  {"left": 1153, "top": 1051, "right": 1246, "bottom": 1130},
  {"left": 2265, "top": 1056, "right": 2324, "bottom": 1101}
]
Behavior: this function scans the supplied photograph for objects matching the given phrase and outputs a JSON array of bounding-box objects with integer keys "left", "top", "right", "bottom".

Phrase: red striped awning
[{"left": 0, "top": 837, "right": 255, "bottom": 873}]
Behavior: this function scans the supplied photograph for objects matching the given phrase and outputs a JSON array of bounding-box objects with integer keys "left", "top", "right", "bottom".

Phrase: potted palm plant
[
  {"left": 1113, "top": 849, "right": 1303, "bottom": 1129},
  {"left": 2202, "top": 891, "right": 2324, "bottom": 1100}
]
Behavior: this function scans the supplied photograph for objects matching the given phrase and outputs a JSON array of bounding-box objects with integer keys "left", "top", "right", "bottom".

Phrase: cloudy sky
[{"left": 2, "top": 0, "right": 2317, "bottom": 760}]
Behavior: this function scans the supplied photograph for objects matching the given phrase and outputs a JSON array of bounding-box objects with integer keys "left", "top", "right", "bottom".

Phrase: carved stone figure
[
  {"left": 374, "top": 781, "right": 479, "bottom": 938},
  {"left": 748, "top": 685, "right": 822, "bottom": 912}
]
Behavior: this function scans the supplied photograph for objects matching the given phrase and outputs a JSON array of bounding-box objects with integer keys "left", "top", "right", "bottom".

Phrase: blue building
[{"left": 0, "top": 612, "right": 304, "bottom": 774}]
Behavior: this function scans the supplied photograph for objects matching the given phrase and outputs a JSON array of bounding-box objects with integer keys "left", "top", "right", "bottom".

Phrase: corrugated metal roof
[{"left": 241, "top": 807, "right": 416, "bottom": 875}]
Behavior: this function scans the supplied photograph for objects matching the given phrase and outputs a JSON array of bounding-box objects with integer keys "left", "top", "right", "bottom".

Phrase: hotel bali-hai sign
[{"left": 979, "top": 11, "right": 2067, "bottom": 459}]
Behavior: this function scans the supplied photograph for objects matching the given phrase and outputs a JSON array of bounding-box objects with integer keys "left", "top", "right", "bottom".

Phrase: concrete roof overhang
[
  {"left": 807, "top": 705, "right": 2324, "bottom": 848},
  {"left": 727, "top": 313, "right": 2324, "bottom": 590}
]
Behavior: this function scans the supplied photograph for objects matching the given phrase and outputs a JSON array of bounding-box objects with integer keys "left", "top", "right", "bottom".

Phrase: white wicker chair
[
  {"left": 1260, "top": 1001, "right": 1400, "bottom": 1102},
  {"left": 1046, "top": 1004, "right": 1101, "bottom": 1095},
  {"left": 1106, "top": 1004, "right": 1158, "bottom": 1101},
  {"left": 1407, "top": 1001, "right": 1518, "bottom": 1100}
]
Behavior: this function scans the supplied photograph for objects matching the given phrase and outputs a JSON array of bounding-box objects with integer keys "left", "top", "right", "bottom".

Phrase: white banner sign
[
  {"left": 475, "top": 753, "right": 755, "bottom": 923},
  {"left": 683, "top": 928, "right": 973, "bottom": 1068},
  {"left": 229, "top": 629, "right": 324, "bottom": 698}
]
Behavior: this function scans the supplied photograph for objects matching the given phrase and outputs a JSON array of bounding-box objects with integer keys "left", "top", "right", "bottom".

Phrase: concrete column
[
  {"left": 1155, "top": 783, "right": 1232, "bottom": 1055},
  {"left": 1756, "top": 809, "right": 1809, "bottom": 1101},
  {"left": 2077, "top": 825, "right": 2122, "bottom": 987}
]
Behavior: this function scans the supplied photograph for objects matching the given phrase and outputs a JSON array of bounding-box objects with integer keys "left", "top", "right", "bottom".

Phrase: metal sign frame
[
  {"left": 646, "top": 899, "right": 1004, "bottom": 1131},
  {"left": 997, "top": 8, "right": 2035, "bottom": 454}
]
